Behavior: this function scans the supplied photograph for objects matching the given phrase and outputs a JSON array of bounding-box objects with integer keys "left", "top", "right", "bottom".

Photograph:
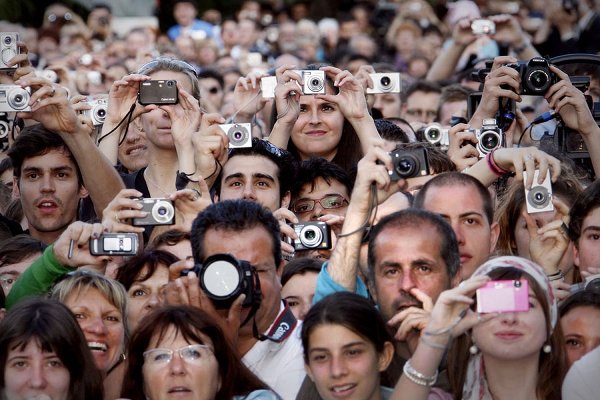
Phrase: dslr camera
[
  {"left": 387, "top": 146, "right": 430, "bottom": 181},
  {"left": 366, "top": 73, "right": 401, "bottom": 94},
  {"left": 422, "top": 123, "right": 449, "bottom": 150},
  {"left": 220, "top": 123, "right": 252, "bottom": 148},
  {"left": 132, "top": 198, "right": 175, "bottom": 226},
  {"left": 0, "top": 85, "right": 31, "bottom": 112},
  {"left": 138, "top": 80, "right": 178, "bottom": 105},
  {"left": 79, "top": 95, "right": 107, "bottom": 126},
  {"left": 90, "top": 233, "right": 138, "bottom": 256},
  {"left": 293, "top": 70, "right": 326, "bottom": 95},
  {"left": 524, "top": 170, "right": 554, "bottom": 214},
  {"left": 181, "top": 253, "right": 262, "bottom": 310},
  {"left": 288, "top": 222, "right": 332, "bottom": 251},
  {"left": 468, "top": 118, "right": 503, "bottom": 157},
  {"left": 507, "top": 57, "right": 558, "bottom": 96},
  {"left": 0, "top": 32, "right": 18, "bottom": 70}
]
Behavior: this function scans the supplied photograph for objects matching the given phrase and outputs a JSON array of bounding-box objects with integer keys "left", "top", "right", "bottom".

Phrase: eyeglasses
[
  {"left": 138, "top": 58, "right": 199, "bottom": 78},
  {"left": 143, "top": 344, "right": 213, "bottom": 367},
  {"left": 292, "top": 194, "right": 348, "bottom": 214}
]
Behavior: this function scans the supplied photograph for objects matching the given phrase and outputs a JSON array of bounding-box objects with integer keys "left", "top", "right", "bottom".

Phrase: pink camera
[{"left": 476, "top": 280, "right": 529, "bottom": 314}]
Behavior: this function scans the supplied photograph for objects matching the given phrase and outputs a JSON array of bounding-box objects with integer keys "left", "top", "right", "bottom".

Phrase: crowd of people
[{"left": 0, "top": 0, "right": 600, "bottom": 399}]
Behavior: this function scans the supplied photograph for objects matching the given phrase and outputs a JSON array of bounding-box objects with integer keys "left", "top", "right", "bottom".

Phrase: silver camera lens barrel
[
  {"left": 228, "top": 124, "right": 249, "bottom": 146},
  {"left": 424, "top": 124, "right": 442, "bottom": 144},
  {"left": 7, "top": 88, "right": 29, "bottom": 110},
  {"left": 308, "top": 76, "right": 324, "bottom": 92},
  {"left": 0, "top": 120, "right": 8, "bottom": 139},
  {"left": 299, "top": 225, "right": 323, "bottom": 248},
  {"left": 152, "top": 200, "right": 174, "bottom": 224},
  {"left": 477, "top": 130, "right": 501, "bottom": 154},
  {"left": 93, "top": 105, "right": 107, "bottom": 124},
  {"left": 527, "top": 186, "right": 551, "bottom": 209}
]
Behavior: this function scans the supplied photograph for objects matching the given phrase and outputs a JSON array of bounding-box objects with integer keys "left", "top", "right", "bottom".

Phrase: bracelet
[
  {"left": 547, "top": 269, "right": 565, "bottom": 282},
  {"left": 487, "top": 149, "right": 511, "bottom": 177},
  {"left": 419, "top": 335, "right": 448, "bottom": 351},
  {"left": 403, "top": 359, "right": 438, "bottom": 387}
]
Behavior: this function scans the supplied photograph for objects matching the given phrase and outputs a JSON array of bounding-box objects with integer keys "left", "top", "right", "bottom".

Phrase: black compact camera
[
  {"left": 507, "top": 57, "right": 558, "bottom": 96},
  {"left": 181, "top": 253, "right": 262, "bottom": 310},
  {"left": 138, "top": 80, "right": 178, "bottom": 105},
  {"left": 288, "top": 222, "right": 332, "bottom": 251},
  {"left": 387, "top": 146, "right": 430, "bottom": 181},
  {"left": 90, "top": 233, "right": 138, "bottom": 256},
  {"left": 0, "top": 32, "right": 19, "bottom": 70},
  {"left": 132, "top": 198, "right": 175, "bottom": 226}
]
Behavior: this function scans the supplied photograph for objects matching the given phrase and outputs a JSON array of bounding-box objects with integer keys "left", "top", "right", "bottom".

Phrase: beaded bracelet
[
  {"left": 403, "top": 359, "right": 438, "bottom": 387},
  {"left": 547, "top": 269, "right": 565, "bottom": 282}
]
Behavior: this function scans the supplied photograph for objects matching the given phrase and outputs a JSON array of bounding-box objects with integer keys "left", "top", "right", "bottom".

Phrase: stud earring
[
  {"left": 543, "top": 344, "right": 551, "bottom": 354},
  {"left": 469, "top": 344, "right": 479, "bottom": 355}
]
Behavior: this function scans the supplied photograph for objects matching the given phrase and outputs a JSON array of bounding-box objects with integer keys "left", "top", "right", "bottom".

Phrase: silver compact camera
[
  {"left": 570, "top": 274, "right": 600, "bottom": 293},
  {"left": 524, "top": 170, "right": 554, "bottom": 214},
  {"left": 289, "top": 222, "right": 331, "bottom": 251},
  {"left": 79, "top": 95, "right": 108, "bottom": 126},
  {"left": 469, "top": 118, "right": 503, "bottom": 157},
  {"left": 366, "top": 73, "right": 401, "bottom": 94},
  {"left": 220, "top": 123, "right": 252, "bottom": 148},
  {"left": 132, "top": 198, "right": 175, "bottom": 226},
  {"left": 423, "top": 123, "right": 449, "bottom": 150},
  {"left": 471, "top": 19, "right": 496, "bottom": 35},
  {"left": 0, "top": 85, "right": 31, "bottom": 112},
  {"left": 90, "top": 233, "right": 138, "bottom": 256},
  {"left": 0, "top": 32, "right": 19, "bottom": 70},
  {"left": 293, "top": 70, "right": 326, "bottom": 95}
]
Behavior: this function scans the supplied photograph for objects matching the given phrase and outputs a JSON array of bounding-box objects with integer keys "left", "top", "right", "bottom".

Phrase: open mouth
[
  {"left": 88, "top": 341, "right": 108, "bottom": 352},
  {"left": 168, "top": 386, "right": 192, "bottom": 394},
  {"left": 331, "top": 383, "right": 356, "bottom": 394},
  {"left": 126, "top": 144, "right": 147, "bottom": 155}
]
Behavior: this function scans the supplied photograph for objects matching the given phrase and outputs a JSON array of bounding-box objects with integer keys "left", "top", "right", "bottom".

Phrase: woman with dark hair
[
  {"left": 115, "top": 249, "right": 179, "bottom": 331},
  {"left": 390, "top": 256, "right": 567, "bottom": 400},
  {"left": 0, "top": 298, "right": 103, "bottom": 400},
  {"left": 301, "top": 292, "right": 395, "bottom": 400},
  {"left": 121, "top": 305, "right": 280, "bottom": 400},
  {"left": 559, "top": 289, "right": 600, "bottom": 368},
  {"left": 281, "top": 257, "right": 321, "bottom": 320}
]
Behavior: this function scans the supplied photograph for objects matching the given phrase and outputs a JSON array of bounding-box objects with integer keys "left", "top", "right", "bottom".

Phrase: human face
[
  {"left": 15, "top": 149, "right": 88, "bottom": 244},
  {"left": 293, "top": 177, "right": 349, "bottom": 222},
  {"left": 281, "top": 271, "right": 318, "bottom": 320},
  {"left": 0, "top": 253, "right": 41, "bottom": 295},
  {"left": 513, "top": 201, "right": 574, "bottom": 271},
  {"left": 4, "top": 340, "right": 70, "bottom": 400},
  {"left": 118, "top": 119, "right": 148, "bottom": 173},
  {"left": 373, "top": 93, "right": 402, "bottom": 119},
  {"left": 420, "top": 184, "right": 498, "bottom": 279},
  {"left": 127, "top": 265, "right": 170, "bottom": 332},
  {"left": 173, "top": 2, "right": 197, "bottom": 26},
  {"left": 472, "top": 285, "right": 547, "bottom": 362},
  {"left": 371, "top": 225, "right": 451, "bottom": 322},
  {"left": 156, "top": 239, "right": 193, "bottom": 261},
  {"left": 63, "top": 288, "right": 125, "bottom": 373},
  {"left": 561, "top": 306, "right": 600, "bottom": 368},
  {"left": 143, "top": 326, "right": 221, "bottom": 400},
  {"left": 292, "top": 85, "right": 345, "bottom": 161},
  {"left": 402, "top": 91, "right": 440, "bottom": 124},
  {"left": 140, "top": 70, "right": 195, "bottom": 150},
  {"left": 202, "top": 226, "right": 282, "bottom": 339},
  {"left": 217, "top": 155, "right": 286, "bottom": 212},
  {"left": 199, "top": 77, "right": 224, "bottom": 111},
  {"left": 438, "top": 100, "right": 467, "bottom": 126},
  {"left": 574, "top": 207, "right": 600, "bottom": 274},
  {"left": 305, "top": 324, "right": 392, "bottom": 400}
]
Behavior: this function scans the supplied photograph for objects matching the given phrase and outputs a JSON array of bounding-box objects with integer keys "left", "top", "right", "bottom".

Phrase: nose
[
  {"left": 169, "top": 352, "right": 187, "bottom": 375},
  {"left": 145, "top": 292, "right": 161, "bottom": 310},
  {"left": 309, "top": 106, "right": 320, "bottom": 125},
  {"left": 501, "top": 312, "right": 519, "bottom": 325},
  {"left": 241, "top": 184, "right": 257, "bottom": 201},
  {"left": 399, "top": 270, "right": 415, "bottom": 292},
  {"left": 40, "top": 174, "right": 55, "bottom": 193},
  {"left": 373, "top": 96, "right": 383, "bottom": 111},
  {"left": 83, "top": 316, "right": 108, "bottom": 336},
  {"left": 451, "top": 221, "right": 465, "bottom": 245},
  {"left": 299, "top": 302, "right": 311, "bottom": 321},
  {"left": 28, "top": 362, "right": 47, "bottom": 389},
  {"left": 329, "top": 355, "right": 348, "bottom": 378}
]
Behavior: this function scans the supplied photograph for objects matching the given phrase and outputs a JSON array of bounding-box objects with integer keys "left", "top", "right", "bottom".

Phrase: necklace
[{"left": 143, "top": 169, "right": 172, "bottom": 196}]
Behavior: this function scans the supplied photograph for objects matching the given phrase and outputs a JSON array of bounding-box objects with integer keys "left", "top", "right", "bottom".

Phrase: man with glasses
[{"left": 401, "top": 79, "right": 442, "bottom": 125}]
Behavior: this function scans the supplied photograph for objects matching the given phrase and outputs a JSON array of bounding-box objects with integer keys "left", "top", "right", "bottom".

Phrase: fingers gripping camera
[
  {"left": 78, "top": 95, "right": 108, "bottom": 126},
  {"left": 524, "top": 170, "right": 554, "bottom": 214},
  {"left": 0, "top": 85, "right": 31, "bottom": 112},
  {"left": 506, "top": 57, "right": 558, "bottom": 96},
  {"left": 386, "top": 147, "right": 430, "bottom": 181},
  {"left": 288, "top": 222, "right": 332, "bottom": 251},
  {"left": 293, "top": 70, "right": 326, "bottom": 95},
  {"left": 219, "top": 123, "right": 252, "bottom": 148},
  {"left": 468, "top": 118, "right": 504, "bottom": 157}
]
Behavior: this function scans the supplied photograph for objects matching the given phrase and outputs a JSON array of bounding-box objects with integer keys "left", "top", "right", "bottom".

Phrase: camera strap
[{"left": 253, "top": 302, "right": 297, "bottom": 343}]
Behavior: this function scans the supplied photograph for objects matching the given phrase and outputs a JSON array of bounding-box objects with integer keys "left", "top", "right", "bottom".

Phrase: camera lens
[
  {"left": 479, "top": 131, "right": 500, "bottom": 152},
  {"left": 3, "top": 36, "right": 11, "bottom": 45},
  {"left": 424, "top": 125, "right": 442, "bottom": 144},
  {"left": 227, "top": 124, "right": 249, "bottom": 146},
  {"left": 151, "top": 200, "right": 174, "bottom": 224},
  {"left": 528, "top": 186, "right": 550, "bottom": 209},
  {"left": 157, "top": 206, "right": 167, "bottom": 216},
  {"left": 395, "top": 155, "right": 417, "bottom": 178},
  {"left": 307, "top": 76, "right": 324, "bottom": 92},
  {"left": 94, "top": 106, "right": 107, "bottom": 123},
  {"left": 167, "top": 80, "right": 175, "bottom": 87},
  {"left": 300, "top": 225, "right": 323, "bottom": 248},
  {"left": 203, "top": 260, "right": 240, "bottom": 297},
  {"left": 7, "top": 88, "right": 29, "bottom": 111},
  {"left": 0, "top": 121, "right": 8, "bottom": 139},
  {"left": 528, "top": 69, "right": 549, "bottom": 91},
  {"left": 586, "top": 277, "right": 600, "bottom": 291}
]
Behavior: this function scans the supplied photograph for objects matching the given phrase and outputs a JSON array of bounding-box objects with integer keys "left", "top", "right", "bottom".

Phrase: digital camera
[
  {"left": 477, "top": 279, "right": 529, "bottom": 314},
  {"left": 0, "top": 112, "right": 9, "bottom": 151},
  {"left": 387, "top": 146, "right": 430, "bottom": 181},
  {"left": 423, "top": 123, "right": 449, "bottom": 150},
  {"left": 366, "top": 73, "right": 401, "bottom": 94},
  {"left": 0, "top": 32, "right": 19, "bottom": 70},
  {"left": 288, "top": 222, "right": 332, "bottom": 251},
  {"left": 132, "top": 198, "right": 175, "bottom": 226},
  {"left": 507, "top": 57, "right": 558, "bottom": 96},
  {"left": 469, "top": 118, "right": 503, "bottom": 157},
  {"left": 524, "top": 170, "right": 554, "bottom": 214},
  {"left": 570, "top": 274, "right": 600, "bottom": 293},
  {"left": 0, "top": 85, "right": 31, "bottom": 112},
  {"left": 89, "top": 233, "right": 138, "bottom": 256},
  {"left": 79, "top": 95, "right": 108, "bottom": 126},
  {"left": 293, "top": 70, "right": 326, "bottom": 95},
  {"left": 260, "top": 76, "right": 277, "bottom": 98},
  {"left": 181, "top": 254, "right": 262, "bottom": 310},
  {"left": 471, "top": 19, "right": 496, "bottom": 35},
  {"left": 138, "top": 80, "right": 178, "bottom": 105},
  {"left": 35, "top": 69, "right": 58, "bottom": 83},
  {"left": 220, "top": 123, "right": 252, "bottom": 148}
]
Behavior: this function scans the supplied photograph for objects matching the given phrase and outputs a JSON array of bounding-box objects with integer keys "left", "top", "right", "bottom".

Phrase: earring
[
  {"left": 543, "top": 344, "right": 551, "bottom": 354},
  {"left": 469, "top": 344, "right": 479, "bottom": 355}
]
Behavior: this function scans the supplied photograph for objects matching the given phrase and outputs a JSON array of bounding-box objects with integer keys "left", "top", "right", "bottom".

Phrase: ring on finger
[
  {"left": 191, "top": 189, "right": 201, "bottom": 200},
  {"left": 50, "top": 87, "right": 56, "bottom": 96}
]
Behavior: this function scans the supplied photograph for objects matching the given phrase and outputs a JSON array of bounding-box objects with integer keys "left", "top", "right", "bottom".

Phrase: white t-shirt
[
  {"left": 562, "top": 346, "right": 600, "bottom": 400},
  {"left": 242, "top": 302, "right": 305, "bottom": 399}
]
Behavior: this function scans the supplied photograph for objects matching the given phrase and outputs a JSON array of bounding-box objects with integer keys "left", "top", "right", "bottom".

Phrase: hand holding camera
[
  {"left": 157, "top": 83, "right": 201, "bottom": 148},
  {"left": 100, "top": 188, "right": 147, "bottom": 234},
  {"left": 77, "top": 94, "right": 108, "bottom": 126},
  {"left": 319, "top": 65, "right": 370, "bottom": 122},
  {"left": 219, "top": 123, "right": 252, "bottom": 148},
  {"left": 506, "top": 57, "right": 558, "bottom": 96},
  {"left": 287, "top": 222, "right": 332, "bottom": 251},
  {"left": 192, "top": 112, "right": 228, "bottom": 187},
  {"left": 467, "top": 118, "right": 504, "bottom": 157},
  {"left": 447, "top": 123, "right": 480, "bottom": 171},
  {"left": 138, "top": 79, "right": 178, "bottom": 105},
  {"left": 475, "top": 56, "right": 522, "bottom": 121},
  {"left": 53, "top": 221, "right": 111, "bottom": 270}
]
